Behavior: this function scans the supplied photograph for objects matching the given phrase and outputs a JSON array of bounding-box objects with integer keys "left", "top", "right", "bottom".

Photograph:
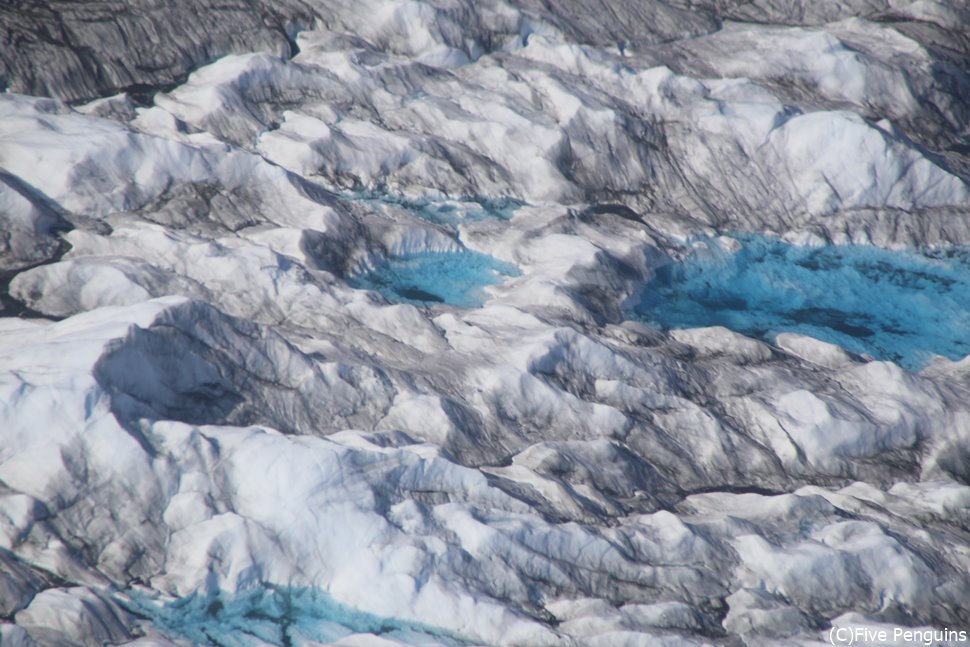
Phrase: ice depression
[
  {"left": 2, "top": 1, "right": 970, "bottom": 646},
  {"left": 633, "top": 235, "right": 970, "bottom": 372}
]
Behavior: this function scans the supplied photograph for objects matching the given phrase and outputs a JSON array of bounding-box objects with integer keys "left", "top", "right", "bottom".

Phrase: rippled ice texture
[
  {"left": 350, "top": 251, "right": 519, "bottom": 307},
  {"left": 635, "top": 235, "right": 970, "bottom": 370},
  {"left": 348, "top": 191, "right": 524, "bottom": 227}
]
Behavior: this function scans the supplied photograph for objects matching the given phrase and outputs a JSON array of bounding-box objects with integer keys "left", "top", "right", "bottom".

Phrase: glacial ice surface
[
  {"left": 634, "top": 236, "right": 970, "bottom": 371},
  {"left": 2, "top": 1, "right": 970, "bottom": 645}
]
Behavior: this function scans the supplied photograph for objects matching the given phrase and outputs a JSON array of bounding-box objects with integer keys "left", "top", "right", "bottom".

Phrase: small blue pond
[
  {"left": 348, "top": 190, "right": 523, "bottom": 226},
  {"left": 349, "top": 251, "right": 519, "bottom": 307},
  {"left": 122, "top": 586, "right": 467, "bottom": 646},
  {"left": 633, "top": 235, "right": 970, "bottom": 370}
]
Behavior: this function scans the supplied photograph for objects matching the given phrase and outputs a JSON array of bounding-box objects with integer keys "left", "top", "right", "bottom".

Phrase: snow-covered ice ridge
[{"left": 2, "top": 1, "right": 970, "bottom": 645}]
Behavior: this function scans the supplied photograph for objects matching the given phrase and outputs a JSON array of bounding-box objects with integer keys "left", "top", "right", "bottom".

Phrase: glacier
[{"left": 1, "top": 1, "right": 970, "bottom": 646}]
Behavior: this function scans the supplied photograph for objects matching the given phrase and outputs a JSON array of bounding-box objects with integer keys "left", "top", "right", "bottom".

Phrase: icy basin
[
  {"left": 124, "top": 586, "right": 466, "bottom": 646},
  {"left": 634, "top": 235, "right": 970, "bottom": 370},
  {"left": 349, "top": 250, "right": 519, "bottom": 307}
]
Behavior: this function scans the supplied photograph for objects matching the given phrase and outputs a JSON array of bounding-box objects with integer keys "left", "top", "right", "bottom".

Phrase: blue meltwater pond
[
  {"left": 122, "top": 586, "right": 468, "bottom": 646},
  {"left": 349, "top": 250, "right": 519, "bottom": 307},
  {"left": 633, "top": 235, "right": 970, "bottom": 370}
]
